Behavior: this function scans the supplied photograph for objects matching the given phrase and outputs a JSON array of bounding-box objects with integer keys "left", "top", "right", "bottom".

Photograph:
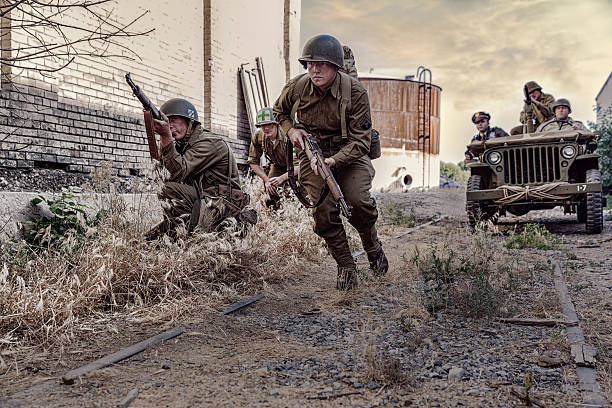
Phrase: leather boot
[
  {"left": 367, "top": 242, "right": 389, "bottom": 276},
  {"left": 337, "top": 266, "right": 359, "bottom": 290}
]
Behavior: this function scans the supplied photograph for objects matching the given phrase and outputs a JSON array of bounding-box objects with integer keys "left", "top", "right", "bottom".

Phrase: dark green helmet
[
  {"left": 552, "top": 98, "right": 571, "bottom": 113},
  {"left": 524, "top": 81, "right": 542, "bottom": 94},
  {"left": 298, "top": 35, "right": 344, "bottom": 69},
  {"left": 160, "top": 98, "right": 199, "bottom": 123}
]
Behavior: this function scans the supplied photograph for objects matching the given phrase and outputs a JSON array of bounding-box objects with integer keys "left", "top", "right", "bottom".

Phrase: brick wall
[
  {"left": 0, "top": 84, "right": 148, "bottom": 175},
  {"left": 0, "top": 0, "right": 301, "bottom": 173}
]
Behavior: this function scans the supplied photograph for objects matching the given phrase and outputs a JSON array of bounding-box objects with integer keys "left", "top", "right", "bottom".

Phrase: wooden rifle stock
[
  {"left": 303, "top": 135, "right": 352, "bottom": 218},
  {"left": 125, "top": 73, "right": 161, "bottom": 161}
]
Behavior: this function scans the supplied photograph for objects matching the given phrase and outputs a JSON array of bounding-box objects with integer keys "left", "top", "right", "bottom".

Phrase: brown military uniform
[
  {"left": 274, "top": 71, "right": 380, "bottom": 269},
  {"left": 519, "top": 92, "right": 555, "bottom": 127},
  {"left": 537, "top": 117, "right": 588, "bottom": 132},
  {"left": 159, "top": 125, "right": 249, "bottom": 233},
  {"left": 248, "top": 127, "right": 288, "bottom": 179}
]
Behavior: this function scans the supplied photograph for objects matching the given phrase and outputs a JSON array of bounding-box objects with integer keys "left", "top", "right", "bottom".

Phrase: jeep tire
[
  {"left": 466, "top": 175, "right": 486, "bottom": 228},
  {"left": 577, "top": 201, "right": 586, "bottom": 223},
  {"left": 585, "top": 169, "right": 603, "bottom": 234}
]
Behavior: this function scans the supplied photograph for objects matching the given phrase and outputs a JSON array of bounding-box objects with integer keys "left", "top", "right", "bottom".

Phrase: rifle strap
[
  {"left": 289, "top": 72, "right": 351, "bottom": 142},
  {"left": 285, "top": 137, "right": 329, "bottom": 208}
]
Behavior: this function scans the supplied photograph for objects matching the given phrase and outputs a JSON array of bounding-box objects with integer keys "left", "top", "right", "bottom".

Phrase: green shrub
[
  {"left": 411, "top": 246, "right": 456, "bottom": 312},
  {"left": 440, "top": 161, "right": 469, "bottom": 184},
  {"left": 25, "top": 192, "right": 99, "bottom": 249},
  {"left": 505, "top": 223, "right": 557, "bottom": 250},
  {"left": 386, "top": 206, "right": 417, "bottom": 227}
]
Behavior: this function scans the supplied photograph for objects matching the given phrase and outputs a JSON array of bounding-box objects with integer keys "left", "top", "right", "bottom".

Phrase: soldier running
[{"left": 274, "top": 34, "right": 388, "bottom": 290}]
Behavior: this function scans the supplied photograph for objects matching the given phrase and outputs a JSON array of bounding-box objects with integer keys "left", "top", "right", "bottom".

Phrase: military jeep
[{"left": 465, "top": 127, "right": 603, "bottom": 233}]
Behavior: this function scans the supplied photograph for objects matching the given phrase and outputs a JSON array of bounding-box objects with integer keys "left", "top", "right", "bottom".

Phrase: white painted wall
[{"left": 372, "top": 149, "right": 440, "bottom": 192}]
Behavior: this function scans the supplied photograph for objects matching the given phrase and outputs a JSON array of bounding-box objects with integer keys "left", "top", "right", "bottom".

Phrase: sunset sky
[{"left": 301, "top": 0, "right": 612, "bottom": 163}]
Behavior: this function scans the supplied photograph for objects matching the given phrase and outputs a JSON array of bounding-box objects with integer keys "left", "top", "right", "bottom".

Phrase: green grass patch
[{"left": 505, "top": 223, "right": 557, "bottom": 250}]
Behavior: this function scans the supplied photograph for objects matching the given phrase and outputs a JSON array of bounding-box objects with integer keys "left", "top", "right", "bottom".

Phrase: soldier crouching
[
  {"left": 274, "top": 34, "right": 388, "bottom": 290},
  {"left": 149, "top": 98, "right": 255, "bottom": 237}
]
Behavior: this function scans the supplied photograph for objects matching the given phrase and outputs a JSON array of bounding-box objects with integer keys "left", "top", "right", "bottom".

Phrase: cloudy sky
[{"left": 301, "top": 0, "right": 612, "bottom": 163}]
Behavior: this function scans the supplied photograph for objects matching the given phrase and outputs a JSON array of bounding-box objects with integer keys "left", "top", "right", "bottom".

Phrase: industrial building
[{"left": 360, "top": 70, "right": 442, "bottom": 191}]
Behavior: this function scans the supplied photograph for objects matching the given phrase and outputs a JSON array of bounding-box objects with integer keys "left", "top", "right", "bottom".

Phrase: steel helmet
[
  {"left": 160, "top": 98, "right": 199, "bottom": 123},
  {"left": 298, "top": 35, "right": 344, "bottom": 69},
  {"left": 524, "top": 81, "right": 542, "bottom": 94},
  {"left": 552, "top": 98, "right": 571, "bottom": 113},
  {"left": 255, "top": 107, "right": 277, "bottom": 127}
]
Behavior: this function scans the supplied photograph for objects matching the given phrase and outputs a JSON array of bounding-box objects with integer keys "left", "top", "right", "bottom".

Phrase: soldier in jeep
[
  {"left": 465, "top": 111, "right": 509, "bottom": 161},
  {"left": 537, "top": 98, "right": 588, "bottom": 132},
  {"left": 510, "top": 81, "right": 555, "bottom": 135}
]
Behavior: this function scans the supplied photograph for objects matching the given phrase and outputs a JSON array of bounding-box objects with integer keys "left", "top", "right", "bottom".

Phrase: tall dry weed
[{"left": 0, "top": 173, "right": 323, "bottom": 349}]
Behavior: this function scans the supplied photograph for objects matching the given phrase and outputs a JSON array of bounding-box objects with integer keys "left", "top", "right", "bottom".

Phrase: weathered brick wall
[
  {"left": 0, "top": 0, "right": 300, "bottom": 173},
  {"left": 0, "top": 84, "right": 147, "bottom": 174}
]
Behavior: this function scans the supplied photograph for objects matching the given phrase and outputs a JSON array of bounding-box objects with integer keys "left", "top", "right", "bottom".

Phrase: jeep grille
[{"left": 502, "top": 146, "right": 561, "bottom": 185}]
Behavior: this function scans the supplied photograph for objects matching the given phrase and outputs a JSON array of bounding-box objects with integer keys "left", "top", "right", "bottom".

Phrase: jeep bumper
[{"left": 466, "top": 182, "right": 602, "bottom": 201}]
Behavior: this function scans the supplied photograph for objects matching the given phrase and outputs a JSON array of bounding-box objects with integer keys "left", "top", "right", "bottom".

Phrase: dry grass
[{"left": 0, "top": 170, "right": 323, "bottom": 351}]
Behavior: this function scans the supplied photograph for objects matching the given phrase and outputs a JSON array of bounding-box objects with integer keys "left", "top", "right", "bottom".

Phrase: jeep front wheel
[
  {"left": 585, "top": 169, "right": 603, "bottom": 234},
  {"left": 466, "top": 175, "right": 486, "bottom": 228}
]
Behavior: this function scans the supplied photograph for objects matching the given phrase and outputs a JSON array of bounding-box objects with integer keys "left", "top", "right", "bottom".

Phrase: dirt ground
[{"left": 1, "top": 189, "right": 610, "bottom": 408}]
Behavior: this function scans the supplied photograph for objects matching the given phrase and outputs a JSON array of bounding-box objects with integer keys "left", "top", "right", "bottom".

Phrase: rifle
[
  {"left": 523, "top": 84, "right": 535, "bottom": 133},
  {"left": 285, "top": 134, "right": 352, "bottom": 218},
  {"left": 125, "top": 73, "right": 161, "bottom": 160}
]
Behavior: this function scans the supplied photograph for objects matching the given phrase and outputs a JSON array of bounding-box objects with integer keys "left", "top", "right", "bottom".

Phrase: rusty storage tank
[{"left": 359, "top": 74, "right": 442, "bottom": 190}]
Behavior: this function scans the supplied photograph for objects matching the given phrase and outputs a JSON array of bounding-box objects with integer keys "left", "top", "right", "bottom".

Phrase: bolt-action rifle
[
  {"left": 523, "top": 84, "right": 535, "bottom": 134},
  {"left": 125, "top": 73, "right": 161, "bottom": 160},
  {"left": 286, "top": 134, "right": 352, "bottom": 218}
]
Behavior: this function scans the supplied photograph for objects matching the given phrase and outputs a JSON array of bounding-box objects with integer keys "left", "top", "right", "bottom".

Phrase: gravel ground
[{"left": 1, "top": 189, "right": 609, "bottom": 407}]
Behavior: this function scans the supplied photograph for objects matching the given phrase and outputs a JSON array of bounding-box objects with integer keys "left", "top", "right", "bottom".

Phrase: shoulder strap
[
  {"left": 339, "top": 72, "right": 352, "bottom": 142},
  {"left": 290, "top": 73, "right": 310, "bottom": 124}
]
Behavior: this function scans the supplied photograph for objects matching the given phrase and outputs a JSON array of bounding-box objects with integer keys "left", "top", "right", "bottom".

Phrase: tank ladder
[{"left": 417, "top": 66, "right": 432, "bottom": 188}]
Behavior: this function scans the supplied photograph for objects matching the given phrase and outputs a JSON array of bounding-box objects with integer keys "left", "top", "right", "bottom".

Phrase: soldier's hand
[
  {"left": 152, "top": 113, "right": 171, "bottom": 138},
  {"left": 311, "top": 157, "right": 336, "bottom": 176},
  {"left": 268, "top": 176, "right": 282, "bottom": 187},
  {"left": 264, "top": 180, "right": 277, "bottom": 195},
  {"left": 288, "top": 127, "right": 308, "bottom": 149}
]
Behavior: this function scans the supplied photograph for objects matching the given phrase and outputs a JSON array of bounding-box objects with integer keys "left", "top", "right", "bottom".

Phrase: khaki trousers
[{"left": 298, "top": 154, "right": 380, "bottom": 268}]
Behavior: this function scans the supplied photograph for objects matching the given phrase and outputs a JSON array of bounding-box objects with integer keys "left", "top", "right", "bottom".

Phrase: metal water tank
[{"left": 360, "top": 76, "right": 442, "bottom": 190}]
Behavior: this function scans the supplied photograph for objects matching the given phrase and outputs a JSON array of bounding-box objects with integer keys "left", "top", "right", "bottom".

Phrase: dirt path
[{"left": 1, "top": 189, "right": 610, "bottom": 407}]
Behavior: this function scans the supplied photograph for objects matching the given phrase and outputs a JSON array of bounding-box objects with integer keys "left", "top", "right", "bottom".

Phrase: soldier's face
[
  {"left": 261, "top": 123, "right": 278, "bottom": 139},
  {"left": 555, "top": 106, "right": 570, "bottom": 120},
  {"left": 475, "top": 118, "right": 489, "bottom": 132},
  {"left": 168, "top": 116, "right": 189, "bottom": 140},
  {"left": 529, "top": 89, "right": 542, "bottom": 100},
  {"left": 307, "top": 61, "right": 338, "bottom": 91}
]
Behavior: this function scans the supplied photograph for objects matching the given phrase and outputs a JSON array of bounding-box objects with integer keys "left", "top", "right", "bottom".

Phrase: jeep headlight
[
  {"left": 561, "top": 145, "right": 576, "bottom": 159},
  {"left": 487, "top": 151, "right": 502, "bottom": 165}
]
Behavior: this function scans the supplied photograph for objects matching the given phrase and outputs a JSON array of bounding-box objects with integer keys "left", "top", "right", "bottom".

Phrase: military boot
[
  {"left": 337, "top": 266, "right": 358, "bottom": 290},
  {"left": 367, "top": 243, "right": 389, "bottom": 276}
]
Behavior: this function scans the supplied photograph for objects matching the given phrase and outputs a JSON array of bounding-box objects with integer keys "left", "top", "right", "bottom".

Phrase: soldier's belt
[{"left": 467, "top": 182, "right": 602, "bottom": 201}]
